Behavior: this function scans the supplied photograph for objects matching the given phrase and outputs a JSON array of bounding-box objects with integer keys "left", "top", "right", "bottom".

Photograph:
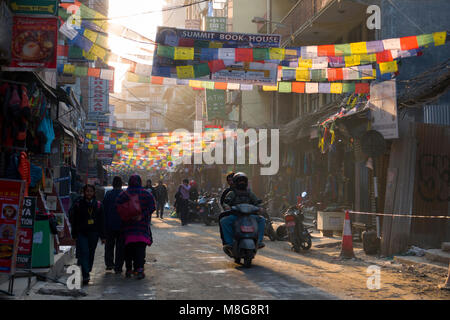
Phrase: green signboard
[
  {"left": 9, "top": 0, "right": 58, "bottom": 15},
  {"left": 205, "top": 17, "right": 227, "bottom": 32},
  {"left": 206, "top": 89, "right": 226, "bottom": 120}
]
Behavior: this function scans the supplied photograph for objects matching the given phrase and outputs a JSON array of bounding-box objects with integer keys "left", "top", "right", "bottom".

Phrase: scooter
[
  {"left": 284, "top": 192, "right": 313, "bottom": 252},
  {"left": 224, "top": 204, "right": 261, "bottom": 268}
]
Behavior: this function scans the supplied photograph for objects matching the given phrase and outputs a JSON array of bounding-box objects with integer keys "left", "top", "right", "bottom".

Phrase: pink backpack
[{"left": 117, "top": 191, "right": 142, "bottom": 222}]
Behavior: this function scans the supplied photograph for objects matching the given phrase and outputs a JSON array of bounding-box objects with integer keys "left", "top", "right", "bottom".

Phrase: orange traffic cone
[{"left": 340, "top": 210, "right": 355, "bottom": 259}]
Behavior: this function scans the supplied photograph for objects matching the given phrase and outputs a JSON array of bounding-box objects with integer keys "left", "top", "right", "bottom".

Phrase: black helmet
[
  {"left": 226, "top": 172, "right": 235, "bottom": 181},
  {"left": 233, "top": 172, "right": 248, "bottom": 190}
]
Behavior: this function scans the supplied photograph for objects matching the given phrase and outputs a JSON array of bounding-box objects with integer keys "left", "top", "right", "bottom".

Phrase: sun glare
[{"left": 108, "top": 0, "right": 163, "bottom": 92}]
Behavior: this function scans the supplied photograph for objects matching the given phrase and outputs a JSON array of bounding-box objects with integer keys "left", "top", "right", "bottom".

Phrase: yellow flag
[
  {"left": 298, "top": 58, "right": 312, "bottom": 68},
  {"left": 330, "top": 83, "right": 343, "bottom": 94},
  {"left": 433, "top": 31, "right": 447, "bottom": 46},
  {"left": 89, "top": 44, "right": 107, "bottom": 60},
  {"left": 379, "top": 61, "right": 398, "bottom": 74},
  {"left": 82, "top": 50, "right": 96, "bottom": 61},
  {"left": 350, "top": 42, "right": 367, "bottom": 55},
  {"left": 344, "top": 54, "right": 361, "bottom": 67},
  {"left": 174, "top": 47, "right": 194, "bottom": 60},
  {"left": 189, "top": 80, "right": 202, "bottom": 88},
  {"left": 83, "top": 29, "right": 98, "bottom": 43},
  {"left": 296, "top": 68, "right": 310, "bottom": 81},
  {"left": 262, "top": 84, "right": 279, "bottom": 91},
  {"left": 88, "top": 144, "right": 93, "bottom": 150},
  {"left": 177, "top": 65, "right": 195, "bottom": 79},
  {"left": 269, "top": 48, "right": 285, "bottom": 60},
  {"left": 63, "top": 64, "right": 75, "bottom": 74}
]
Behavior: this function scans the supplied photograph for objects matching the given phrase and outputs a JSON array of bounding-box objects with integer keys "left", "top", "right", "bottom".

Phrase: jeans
[
  {"left": 220, "top": 215, "right": 265, "bottom": 246},
  {"left": 104, "top": 230, "right": 125, "bottom": 272},
  {"left": 156, "top": 201, "right": 165, "bottom": 218},
  {"left": 179, "top": 199, "right": 189, "bottom": 225},
  {"left": 76, "top": 232, "right": 99, "bottom": 280},
  {"left": 124, "top": 242, "right": 147, "bottom": 272}
]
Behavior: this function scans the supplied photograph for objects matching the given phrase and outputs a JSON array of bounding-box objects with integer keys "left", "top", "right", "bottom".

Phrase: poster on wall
[
  {"left": 8, "top": 0, "right": 58, "bottom": 15},
  {"left": 16, "top": 197, "right": 36, "bottom": 270},
  {"left": 7, "top": 16, "right": 58, "bottom": 70},
  {"left": 0, "top": 179, "right": 25, "bottom": 275}
]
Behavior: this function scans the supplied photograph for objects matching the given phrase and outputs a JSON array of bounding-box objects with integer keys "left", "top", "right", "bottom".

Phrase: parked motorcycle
[
  {"left": 188, "top": 199, "right": 202, "bottom": 223},
  {"left": 202, "top": 194, "right": 222, "bottom": 226},
  {"left": 283, "top": 192, "right": 313, "bottom": 252},
  {"left": 223, "top": 203, "right": 262, "bottom": 268},
  {"left": 260, "top": 203, "right": 277, "bottom": 241}
]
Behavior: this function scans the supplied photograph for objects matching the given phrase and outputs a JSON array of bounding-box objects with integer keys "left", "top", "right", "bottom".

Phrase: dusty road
[{"left": 26, "top": 217, "right": 450, "bottom": 300}]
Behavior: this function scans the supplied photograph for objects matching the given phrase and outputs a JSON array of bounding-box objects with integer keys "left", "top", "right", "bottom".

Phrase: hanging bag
[{"left": 117, "top": 191, "right": 142, "bottom": 222}]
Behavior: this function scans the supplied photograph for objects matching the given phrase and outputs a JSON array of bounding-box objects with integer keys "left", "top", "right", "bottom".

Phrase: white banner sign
[{"left": 369, "top": 79, "right": 399, "bottom": 139}]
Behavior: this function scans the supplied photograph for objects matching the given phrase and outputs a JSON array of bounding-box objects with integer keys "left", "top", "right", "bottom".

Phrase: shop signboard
[
  {"left": 205, "top": 17, "right": 227, "bottom": 32},
  {"left": 9, "top": 0, "right": 58, "bottom": 15},
  {"left": 185, "top": 19, "right": 201, "bottom": 30},
  {"left": 16, "top": 197, "right": 36, "bottom": 270},
  {"left": 7, "top": 16, "right": 58, "bottom": 70},
  {"left": 206, "top": 89, "right": 226, "bottom": 120},
  {"left": 88, "top": 77, "right": 109, "bottom": 114},
  {"left": 0, "top": 179, "right": 25, "bottom": 275},
  {"left": 152, "top": 27, "right": 280, "bottom": 85},
  {"left": 85, "top": 121, "right": 98, "bottom": 131}
]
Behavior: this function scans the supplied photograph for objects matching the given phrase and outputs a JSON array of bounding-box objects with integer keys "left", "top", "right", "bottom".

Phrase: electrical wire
[{"left": 81, "top": 0, "right": 210, "bottom": 21}]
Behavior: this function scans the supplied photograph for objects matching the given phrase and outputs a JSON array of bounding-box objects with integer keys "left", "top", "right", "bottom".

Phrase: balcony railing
[{"left": 273, "top": 0, "right": 335, "bottom": 45}]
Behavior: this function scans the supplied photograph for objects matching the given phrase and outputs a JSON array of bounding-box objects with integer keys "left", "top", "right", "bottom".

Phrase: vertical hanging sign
[
  {"left": 0, "top": 179, "right": 25, "bottom": 275},
  {"left": 16, "top": 197, "right": 36, "bottom": 270}
]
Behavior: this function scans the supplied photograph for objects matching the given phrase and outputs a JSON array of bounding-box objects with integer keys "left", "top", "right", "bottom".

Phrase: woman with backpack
[
  {"left": 116, "top": 175, "right": 155, "bottom": 280},
  {"left": 70, "top": 184, "right": 106, "bottom": 285}
]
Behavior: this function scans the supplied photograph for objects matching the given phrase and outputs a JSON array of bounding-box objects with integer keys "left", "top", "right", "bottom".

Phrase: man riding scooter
[{"left": 220, "top": 172, "right": 266, "bottom": 255}]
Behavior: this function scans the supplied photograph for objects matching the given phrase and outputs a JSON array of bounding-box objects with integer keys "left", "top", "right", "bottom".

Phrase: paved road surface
[{"left": 76, "top": 217, "right": 336, "bottom": 300}]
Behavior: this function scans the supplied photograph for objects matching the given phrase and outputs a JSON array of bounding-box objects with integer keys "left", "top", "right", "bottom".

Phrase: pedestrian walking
[
  {"left": 69, "top": 184, "right": 106, "bottom": 285},
  {"left": 155, "top": 180, "right": 168, "bottom": 219},
  {"left": 145, "top": 179, "right": 156, "bottom": 224},
  {"left": 176, "top": 179, "right": 190, "bottom": 226},
  {"left": 102, "top": 176, "right": 125, "bottom": 274},
  {"left": 116, "top": 175, "right": 155, "bottom": 280}
]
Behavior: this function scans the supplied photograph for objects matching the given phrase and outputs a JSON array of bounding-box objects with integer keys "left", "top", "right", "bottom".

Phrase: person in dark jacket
[
  {"left": 70, "top": 184, "right": 106, "bottom": 285},
  {"left": 116, "top": 175, "right": 155, "bottom": 280},
  {"left": 145, "top": 179, "right": 156, "bottom": 224},
  {"left": 220, "top": 172, "right": 235, "bottom": 207},
  {"left": 155, "top": 180, "right": 168, "bottom": 219},
  {"left": 102, "top": 176, "right": 125, "bottom": 274},
  {"left": 177, "top": 179, "right": 191, "bottom": 226}
]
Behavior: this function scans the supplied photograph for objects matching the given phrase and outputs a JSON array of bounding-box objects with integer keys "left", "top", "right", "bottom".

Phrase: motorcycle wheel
[
  {"left": 301, "top": 235, "right": 312, "bottom": 250},
  {"left": 276, "top": 224, "right": 288, "bottom": 241},
  {"left": 243, "top": 257, "right": 252, "bottom": 268},
  {"left": 268, "top": 224, "right": 277, "bottom": 241}
]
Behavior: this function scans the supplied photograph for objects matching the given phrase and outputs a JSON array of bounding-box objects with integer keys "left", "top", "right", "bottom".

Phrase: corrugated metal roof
[{"left": 424, "top": 104, "right": 450, "bottom": 126}]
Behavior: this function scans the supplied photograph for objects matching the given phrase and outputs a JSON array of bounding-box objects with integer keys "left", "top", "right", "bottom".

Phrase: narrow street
[{"left": 26, "top": 217, "right": 450, "bottom": 300}]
